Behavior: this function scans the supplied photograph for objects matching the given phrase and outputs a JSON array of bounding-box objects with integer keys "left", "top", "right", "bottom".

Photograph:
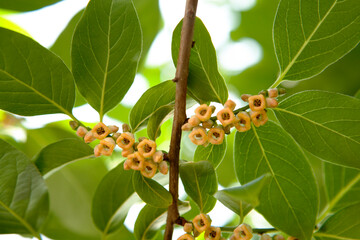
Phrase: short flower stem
[{"left": 220, "top": 226, "right": 277, "bottom": 234}]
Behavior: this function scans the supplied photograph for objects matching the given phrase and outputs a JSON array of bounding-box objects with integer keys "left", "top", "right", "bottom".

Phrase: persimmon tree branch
[{"left": 164, "top": 0, "right": 198, "bottom": 239}]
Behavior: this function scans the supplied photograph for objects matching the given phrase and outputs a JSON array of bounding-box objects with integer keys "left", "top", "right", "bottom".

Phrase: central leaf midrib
[{"left": 251, "top": 126, "right": 306, "bottom": 238}]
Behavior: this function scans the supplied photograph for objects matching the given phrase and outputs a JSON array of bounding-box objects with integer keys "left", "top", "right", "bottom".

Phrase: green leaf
[
  {"left": 147, "top": 105, "right": 173, "bottom": 140},
  {"left": 130, "top": 80, "right": 176, "bottom": 132},
  {"left": 273, "top": 90, "right": 360, "bottom": 169},
  {"left": 214, "top": 174, "right": 270, "bottom": 221},
  {"left": 0, "top": 139, "right": 48, "bottom": 237},
  {"left": 0, "top": 16, "right": 30, "bottom": 37},
  {"left": 92, "top": 162, "right": 137, "bottom": 236},
  {"left": 179, "top": 161, "right": 218, "bottom": 213},
  {"left": 33, "top": 138, "right": 94, "bottom": 176},
  {"left": 273, "top": 0, "right": 360, "bottom": 83},
  {"left": 134, "top": 201, "right": 190, "bottom": 240},
  {"left": 133, "top": 171, "right": 172, "bottom": 208},
  {"left": 72, "top": 0, "right": 142, "bottom": 119},
  {"left": 0, "top": 27, "right": 75, "bottom": 116},
  {"left": 234, "top": 121, "right": 318, "bottom": 240},
  {"left": 323, "top": 162, "right": 360, "bottom": 212},
  {"left": 172, "top": 17, "right": 228, "bottom": 104},
  {"left": 316, "top": 203, "right": 360, "bottom": 240},
  {"left": 194, "top": 137, "right": 227, "bottom": 168},
  {"left": 0, "top": 0, "right": 63, "bottom": 11},
  {"left": 355, "top": 89, "right": 360, "bottom": 99}
]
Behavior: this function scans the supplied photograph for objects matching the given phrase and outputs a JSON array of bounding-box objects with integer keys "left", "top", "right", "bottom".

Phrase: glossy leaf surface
[
  {"left": 273, "top": 91, "right": 360, "bottom": 169},
  {"left": 234, "top": 121, "right": 318, "bottom": 240},
  {"left": 0, "top": 139, "right": 48, "bottom": 236},
  {"left": 274, "top": 0, "right": 360, "bottom": 81},
  {"left": 214, "top": 174, "right": 270, "bottom": 221},
  {"left": 316, "top": 203, "right": 360, "bottom": 240},
  {"left": 179, "top": 161, "right": 218, "bottom": 213},
  {"left": 92, "top": 163, "right": 136, "bottom": 235},
  {"left": 147, "top": 106, "right": 173, "bottom": 140},
  {"left": 33, "top": 138, "right": 94, "bottom": 176},
  {"left": 72, "top": 0, "right": 142, "bottom": 118},
  {"left": 133, "top": 171, "right": 172, "bottom": 208},
  {"left": 130, "top": 80, "right": 176, "bottom": 132},
  {"left": 0, "top": 28, "right": 75, "bottom": 116},
  {"left": 194, "top": 137, "right": 226, "bottom": 168},
  {"left": 172, "top": 17, "right": 228, "bottom": 104}
]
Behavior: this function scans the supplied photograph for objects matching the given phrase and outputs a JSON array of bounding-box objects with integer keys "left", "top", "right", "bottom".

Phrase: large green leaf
[
  {"left": 0, "top": 16, "right": 30, "bottom": 36},
  {"left": 273, "top": 0, "right": 360, "bottom": 83},
  {"left": 0, "top": 28, "right": 75, "bottom": 117},
  {"left": 72, "top": 0, "right": 142, "bottom": 119},
  {"left": 172, "top": 17, "right": 228, "bottom": 104},
  {"left": 0, "top": 0, "right": 63, "bottom": 11},
  {"left": 133, "top": 171, "right": 172, "bottom": 208},
  {"left": 234, "top": 121, "right": 318, "bottom": 240},
  {"left": 92, "top": 162, "right": 137, "bottom": 236},
  {"left": 134, "top": 201, "right": 190, "bottom": 240},
  {"left": 323, "top": 162, "right": 360, "bottom": 212},
  {"left": 130, "top": 80, "right": 176, "bottom": 132},
  {"left": 214, "top": 174, "right": 270, "bottom": 222},
  {"left": 316, "top": 203, "right": 360, "bottom": 240},
  {"left": 179, "top": 161, "right": 218, "bottom": 213},
  {"left": 273, "top": 91, "right": 360, "bottom": 169},
  {"left": 147, "top": 106, "right": 173, "bottom": 140},
  {"left": 194, "top": 137, "right": 226, "bottom": 168},
  {"left": 0, "top": 139, "right": 48, "bottom": 237},
  {"left": 33, "top": 138, "right": 94, "bottom": 176}
]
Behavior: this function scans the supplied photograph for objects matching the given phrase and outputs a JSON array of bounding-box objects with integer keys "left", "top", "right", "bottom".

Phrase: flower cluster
[
  {"left": 230, "top": 223, "right": 253, "bottom": 240},
  {"left": 178, "top": 213, "right": 224, "bottom": 240},
  {"left": 72, "top": 122, "right": 168, "bottom": 178},
  {"left": 182, "top": 88, "right": 283, "bottom": 146}
]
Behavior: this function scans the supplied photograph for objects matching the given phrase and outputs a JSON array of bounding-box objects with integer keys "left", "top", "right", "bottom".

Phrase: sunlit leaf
[
  {"left": 133, "top": 171, "right": 172, "bottom": 208},
  {"left": 194, "top": 137, "right": 226, "bottom": 168},
  {"left": 179, "top": 161, "right": 218, "bottom": 213},
  {"left": 172, "top": 17, "right": 228, "bottom": 104},
  {"left": 134, "top": 201, "right": 190, "bottom": 240},
  {"left": 0, "top": 139, "right": 48, "bottom": 237},
  {"left": 316, "top": 203, "right": 360, "bottom": 240},
  {"left": 234, "top": 121, "right": 318, "bottom": 240},
  {"left": 72, "top": 0, "right": 142, "bottom": 119},
  {"left": 33, "top": 138, "right": 94, "bottom": 176},
  {"left": 273, "top": 91, "right": 360, "bottom": 169},
  {"left": 0, "top": 0, "right": 63, "bottom": 11},
  {"left": 0, "top": 16, "right": 30, "bottom": 36},
  {"left": 92, "top": 162, "right": 137, "bottom": 236},
  {"left": 214, "top": 174, "right": 270, "bottom": 221},
  {"left": 273, "top": 0, "right": 360, "bottom": 82},
  {"left": 130, "top": 80, "right": 176, "bottom": 132},
  {"left": 147, "top": 106, "right": 173, "bottom": 140},
  {"left": 0, "top": 28, "right": 75, "bottom": 117}
]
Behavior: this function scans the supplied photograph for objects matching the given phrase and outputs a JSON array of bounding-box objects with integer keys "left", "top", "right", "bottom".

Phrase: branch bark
[{"left": 164, "top": 0, "right": 198, "bottom": 239}]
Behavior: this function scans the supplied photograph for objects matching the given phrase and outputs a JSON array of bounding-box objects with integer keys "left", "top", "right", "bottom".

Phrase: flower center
[
  {"left": 254, "top": 98, "right": 262, "bottom": 107},
  {"left": 97, "top": 127, "right": 105, "bottom": 135}
]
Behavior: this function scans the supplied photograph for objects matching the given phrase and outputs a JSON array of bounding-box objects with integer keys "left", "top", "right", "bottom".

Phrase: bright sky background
[{"left": 2, "top": 0, "right": 270, "bottom": 239}]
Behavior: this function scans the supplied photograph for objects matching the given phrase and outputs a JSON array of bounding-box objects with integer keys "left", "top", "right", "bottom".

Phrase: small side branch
[{"left": 164, "top": 0, "right": 198, "bottom": 239}]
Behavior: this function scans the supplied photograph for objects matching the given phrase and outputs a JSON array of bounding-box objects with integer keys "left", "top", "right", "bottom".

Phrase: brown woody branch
[{"left": 164, "top": 0, "right": 198, "bottom": 239}]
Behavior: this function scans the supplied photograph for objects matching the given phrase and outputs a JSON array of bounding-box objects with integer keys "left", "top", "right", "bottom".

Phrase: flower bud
[
  {"left": 188, "top": 116, "right": 201, "bottom": 127},
  {"left": 122, "top": 123, "right": 131, "bottom": 133},
  {"left": 76, "top": 126, "right": 88, "bottom": 138},
  {"left": 266, "top": 97, "right": 278, "bottom": 108},
  {"left": 116, "top": 132, "right": 135, "bottom": 150},
  {"left": 250, "top": 110, "right": 268, "bottom": 127},
  {"left": 183, "top": 222, "right": 193, "bottom": 233},
  {"left": 233, "top": 223, "right": 252, "bottom": 240},
  {"left": 192, "top": 213, "right": 211, "bottom": 233},
  {"left": 234, "top": 112, "right": 251, "bottom": 132},
  {"left": 122, "top": 148, "right": 134, "bottom": 157},
  {"left": 208, "top": 126, "right": 225, "bottom": 145},
  {"left": 278, "top": 88, "right": 286, "bottom": 96},
  {"left": 217, "top": 108, "right": 235, "bottom": 127},
  {"left": 205, "top": 226, "right": 221, "bottom": 240},
  {"left": 141, "top": 160, "right": 157, "bottom": 178},
  {"left": 84, "top": 131, "right": 96, "bottom": 143},
  {"left": 189, "top": 127, "right": 208, "bottom": 145},
  {"left": 274, "top": 235, "right": 285, "bottom": 240},
  {"left": 182, "top": 123, "right": 193, "bottom": 131},
  {"left": 108, "top": 125, "right": 119, "bottom": 133},
  {"left": 202, "top": 119, "right": 214, "bottom": 129},
  {"left": 94, "top": 144, "right": 102, "bottom": 157},
  {"left": 92, "top": 122, "right": 111, "bottom": 140},
  {"left": 224, "top": 99, "right": 236, "bottom": 111},
  {"left": 241, "top": 94, "right": 252, "bottom": 102},
  {"left": 158, "top": 161, "right": 168, "bottom": 175},
  {"left": 124, "top": 159, "right": 132, "bottom": 170},
  {"left": 267, "top": 88, "right": 278, "bottom": 98},
  {"left": 177, "top": 233, "right": 194, "bottom": 240},
  {"left": 248, "top": 94, "right": 266, "bottom": 111},
  {"left": 113, "top": 132, "right": 121, "bottom": 139},
  {"left": 260, "top": 234, "right": 271, "bottom": 240},
  {"left": 69, "top": 120, "right": 79, "bottom": 130},
  {"left": 138, "top": 137, "right": 147, "bottom": 142},
  {"left": 153, "top": 151, "right": 164, "bottom": 163},
  {"left": 195, "top": 104, "right": 213, "bottom": 121},
  {"left": 138, "top": 139, "right": 157, "bottom": 158}
]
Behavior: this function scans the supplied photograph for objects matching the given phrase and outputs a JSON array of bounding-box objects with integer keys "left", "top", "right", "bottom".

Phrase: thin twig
[{"left": 164, "top": 0, "right": 198, "bottom": 239}]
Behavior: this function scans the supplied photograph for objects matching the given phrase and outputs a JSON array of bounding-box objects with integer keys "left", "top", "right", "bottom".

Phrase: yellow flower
[
  {"left": 234, "top": 112, "right": 251, "bottom": 132},
  {"left": 141, "top": 160, "right": 157, "bottom": 178},
  {"left": 250, "top": 110, "right": 268, "bottom": 127},
  {"left": 138, "top": 139, "right": 157, "bottom": 158},
  {"left": 248, "top": 94, "right": 266, "bottom": 111},
  {"left": 91, "top": 122, "right": 111, "bottom": 140},
  {"left": 192, "top": 213, "right": 211, "bottom": 233},
  {"left": 84, "top": 131, "right": 96, "bottom": 143},
  {"left": 189, "top": 127, "right": 208, "bottom": 145},
  {"left": 177, "top": 233, "right": 194, "bottom": 240},
  {"left": 217, "top": 107, "right": 235, "bottom": 127},
  {"left": 183, "top": 222, "right": 193, "bottom": 233},
  {"left": 224, "top": 99, "right": 236, "bottom": 111},
  {"left": 94, "top": 144, "right": 102, "bottom": 157},
  {"left": 195, "top": 104, "right": 213, "bottom": 121},
  {"left": 99, "top": 137, "right": 115, "bottom": 156},
  {"left": 116, "top": 132, "right": 135, "bottom": 150},
  {"left": 208, "top": 126, "right": 225, "bottom": 145},
  {"left": 124, "top": 159, "right": 132, "bottom": 170},
  {"left": 128, "top": 152, "right": 145, "bottom": 171},
  {"left": 233, "top": 223, "right": 252, "bottom": 240},
  {"left": 122, "top": 148, "right": 134, "bottom": 157},
  {"left": 205, "top": 226, "right": 221, "bottom": 240}
]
